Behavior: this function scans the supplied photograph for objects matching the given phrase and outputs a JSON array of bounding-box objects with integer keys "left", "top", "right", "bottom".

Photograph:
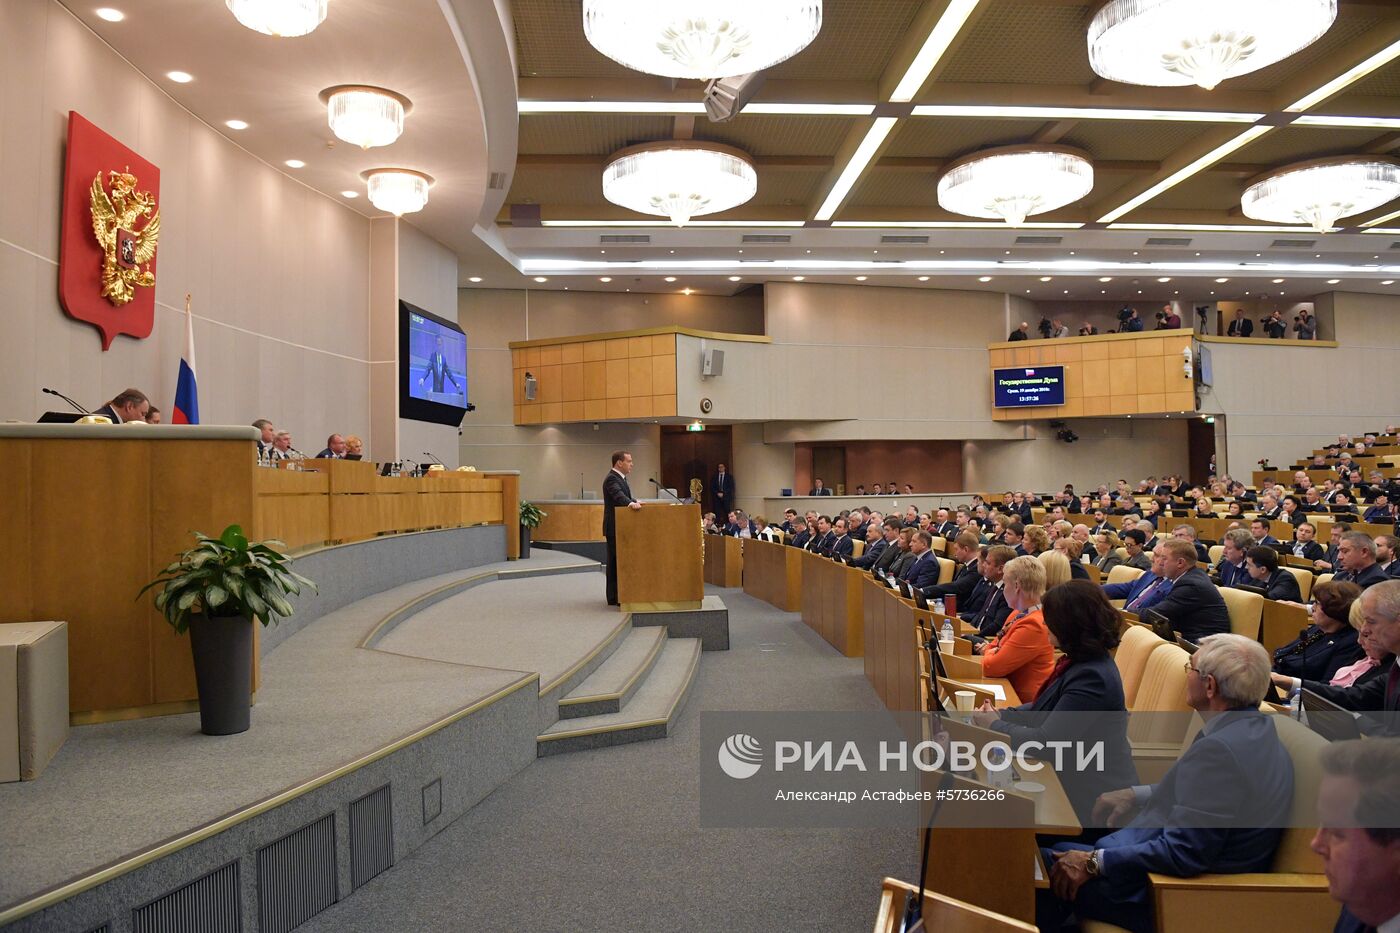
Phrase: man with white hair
[
  {"left": 1313, "top": 739, "right": 1400, "bottom": 933},
  {"left": 1040, "top": 633, "right": 1293, "bottom": 933},
  {"left": 1336, "top": 533, "right": 1391, "bottom": 590},
  {"left": 1361, "top": 581, "right": 1400, "bottom": 723}
]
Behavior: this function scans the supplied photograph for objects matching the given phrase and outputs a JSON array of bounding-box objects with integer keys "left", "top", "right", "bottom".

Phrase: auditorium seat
[
  {"left": 853, "top": 540, "right": 865, "bottom": 558},
  {"left": 1103, "top": 565, "right": 1144, "bottom": 608},
  {"left": 937, "top": 558, "right": 955, "bottom": 585},
  {"left": 1281, "top": 565, "right": 1313, "bottom": 601},
  {"left": 929, "top": 536, "right": 947, "bottom": 554},
  {"left": 1129, "top": 640, "right": 1193, "bottom": 752},
  {"left": 1114, "top": 624, "right": 1164, "bottom": 707},
  {"left": 1316, "top": 572, "right": 1334, "bottom": 588},
  {"left": 1221, "top": 587, "right": 1264, "bottom": 640},
  {"left": 1208, "top": 544, "right": 1224, "bottom": 566}
]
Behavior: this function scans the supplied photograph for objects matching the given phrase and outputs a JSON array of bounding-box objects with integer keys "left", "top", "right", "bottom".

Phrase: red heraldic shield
[{"left": 58, "top": 112, "right": 161, "bottom": 351}]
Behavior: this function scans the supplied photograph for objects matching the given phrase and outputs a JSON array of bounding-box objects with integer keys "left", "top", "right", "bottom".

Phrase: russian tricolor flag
[{"left": 171, "top": 297, "right": 199, "bottom": 425}]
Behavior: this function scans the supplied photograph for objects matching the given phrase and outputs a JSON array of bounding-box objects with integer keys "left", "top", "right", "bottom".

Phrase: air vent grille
[
  {"left": 1013, "top": 235, "right": 1062, "bottom": 244},
  {"left": 487, "top": 172, "right": 509, "bottom": 190},
  {"left": 257, "top": 814, "right": 338, "bottom": 933},
  {"left": 1145, "top": 237, "right": 1192, "bottom": 246},
  {"left": 1270, "top": 239, "right": 1316, "bottom": 248},
  {"left": 133, "top": 862, "right": 241, "bottom": 933},
  {"left": 599, "top": 235, "right": 650, "bottom": 244},
  {"left": 350, "top": 784, "right": 394, "bottom": 890},
  {"left": 740, "top": 234, "right": 791, "bottom": 243},
  {"left": 880, "top": 235, "right": 929, "bottom": 244}
]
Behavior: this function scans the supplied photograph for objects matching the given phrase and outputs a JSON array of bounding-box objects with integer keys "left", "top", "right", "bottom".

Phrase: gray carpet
[{"left": 297, "top": 586, "right": 917, "bottom": 933}]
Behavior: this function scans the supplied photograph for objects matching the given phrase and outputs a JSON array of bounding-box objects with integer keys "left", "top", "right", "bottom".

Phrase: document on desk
[{"left": 966, "top": 683, "right": 1007, "bottom": 702}]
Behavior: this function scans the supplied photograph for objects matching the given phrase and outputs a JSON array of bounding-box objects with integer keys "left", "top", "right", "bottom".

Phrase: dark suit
[
  {"left": 1152, "top": 567, "right": 1231, "bottom": 642},
  {"left": 789, "top": 529, "right": 811, "bottom": 550},
  {"left": 812, "top": 531, "right": 836, "bottom": 555},
  {"left": 93, "top": 403, "right": 122, "bottom": 422},
  {"left": 1217, "top": 558, "right": 1249, "bottom": 589},
  {"left": 1337, "top": 563, "right": 1391, "bottom": 590},
  {"left": 850, "top": 537, "right": 888, "bottom": 569},
  {"left": 886, "top": 550, "right": 916, "bottom": 580},
  {"left": 1256, "top": 568, "right": 1303, "bottom": 603},
  {"left": 1333, "top": 907, "right": 1375, "bottom": 933},
  {"left": 933, "top": 521, "right": 958, "bottom": 539},
  {"left": 602, "top": 469, "right": 637, "bottom": 606},
  {"left": 872, "top": 542, "right": 904, "bottom": 576},
  {"left": 808, "top": 487, "right": 833, "bottom": 496},
  {"left": 712, "top": 470, "right": 735, "bottom": 515},
  {"left": 831, "top": 534, "right": 854, "bottom": 559},
  {"left": 1070, "top": 560, "right": 1090, "bottom": 581},
  {"left": 925, "top": 558, "right": 979, "bottom": 601},
  {"left": 1291, "top": 539, "right": 1325, "bottom": 562},
  {"left": 1227, "top": 317, "right": 1254, "bottom": 337},
  {"left": 1303, "top": 654, "right": 1394, "bottom": 710},
  {"left": 965, "top": 584, "right": 1011, "bottom": 639},
  {"left": 901, "top": 551, "right": 941, "bottom": 589},
  {"left": 314, "top": 448, "right": 343, "bottom": 460},
  {"left": 1039, "top": 710, "right": 1293, "bottom": 933},
  {"left": 1274, "top": 624, "right": 1362, "bottom": 682},
  {"left": 420, "top": 352, "right": 460, "bottom": 393},
  {"left": 1104, "top": 573, "right": 1172, "bottom": 612},
  {"left": 992, "top": 654, "right": 1137, "bottom": 823}
]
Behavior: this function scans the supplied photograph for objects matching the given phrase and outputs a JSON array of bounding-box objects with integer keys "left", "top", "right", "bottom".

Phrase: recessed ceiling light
[
  {"left": 95, "top": 7, "right": 125, "bottom": 21},
  {"left": 918, "top": 276, "right": 930, "bottom": 281},
  {"left": 855, "top": 275, "right": 868, "bottom": 281},
  {"left": 728, "top": 276, "right": 741, "bottom": 282},
  {"left": 1215, "top": 278, "right": 1229, "bottom": 283},
  {"left": 467, "top": 277, "right": 484, "bottom": 284},
  {"left": 1384, "top": 279, "right": 1396, "bottom": 285},
  {"left": 599, "top": 276, "right": 612, "bottom": 283},
  {"left": 1040, "top": 276, "right": 1053, "bottom": 282},
  {"left": 534, "top": 276, "right": 548, "bottom": 283},
  {"left": 284, "top": 159, "right": 305, "bottom": 168},
  {"left": 1157, "top": 277, "right": 1171, "bottom": 282},
  {"left": 167, "top": 71, "right": 193, "bottom": 83},
  {"left": 793, "top": 276, "right": 805, "bottom": 281},
  {"left": 1099, "top": 276, "right": 1112, "bottom": 282},
  {"left": 1327, "top": 278, "right": 1341, "bottom": 284},
  {"left": 682, "top": 288, "right": 693, "bottom": 296},
  {"left": 978, "top": 276, "right": 993, "bottom": 282},
  {"left": 664, "top": 276, "right": 677, "bottom": 282},
  {"left": 1064, "top": 289, "right": 1070, "bottom": 294},
  {"left": 1272, "top": 278, "right": 1285, "bottom": 283},
  {"left": 224, "top": 119, "right": 248, "bottom": 130}
]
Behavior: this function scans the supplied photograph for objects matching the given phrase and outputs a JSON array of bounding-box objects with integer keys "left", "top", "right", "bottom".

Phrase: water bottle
[
  {"left": 934, "top": 597, "right": 945, "bottom": 615},
  {"left": 985, "top": 746, "right": 1013, "bottom": 789},
  {"left": 940, "top": 619, "right": 955, "bottom": 648},
  {"left": 1288, "top": 687, "right": 1303, "bottom": 721}
]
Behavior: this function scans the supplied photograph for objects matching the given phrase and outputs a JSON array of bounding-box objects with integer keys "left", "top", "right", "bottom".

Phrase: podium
[{"left": 615, "top": 503, "right": 703, "bottom": 611}]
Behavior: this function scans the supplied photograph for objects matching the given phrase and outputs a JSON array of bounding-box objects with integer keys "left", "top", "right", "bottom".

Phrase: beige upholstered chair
[
  {"left": 1114, "top": 624, "right": 1165, "bottom": 708},
  {"left": 1221, "top": 586, "right": 1265, "bottom": 640}
]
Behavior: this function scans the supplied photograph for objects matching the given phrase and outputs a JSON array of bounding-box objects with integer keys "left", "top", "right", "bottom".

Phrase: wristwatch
[{"left": 1086, "top": 851, "right": 1102, "bottom": 876}]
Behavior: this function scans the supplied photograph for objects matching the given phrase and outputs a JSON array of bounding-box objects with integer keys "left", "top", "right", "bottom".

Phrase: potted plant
[
  {"left": 519, "top": 501, "right": 547, "bottom": 559},
  {"left": 138, "top": 524, "right": 315, "bottom": 735}
]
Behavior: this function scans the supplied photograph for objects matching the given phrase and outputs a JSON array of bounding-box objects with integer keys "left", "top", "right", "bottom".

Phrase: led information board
[{"left": 993, "top": 365, "right": 1066, "bottom": 407}]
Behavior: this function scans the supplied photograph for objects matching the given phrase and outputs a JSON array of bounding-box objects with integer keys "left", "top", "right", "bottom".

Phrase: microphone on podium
[
  {"left": 649, "top": 478, "right": 684, "bottom": 503},
  {"left": 42, "top": 387, "right": 89, "bottom": 413},
  {"left": 422, "top": 451, "right": 445, "bottom": 466}
]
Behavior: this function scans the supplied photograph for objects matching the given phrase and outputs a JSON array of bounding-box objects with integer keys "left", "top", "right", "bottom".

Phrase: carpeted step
[
  {"left": 556, "top": 626, "right": 668, "bottom": 719},
  {"left": 535, "top": 638, "right": 701, "bottom": 757}
]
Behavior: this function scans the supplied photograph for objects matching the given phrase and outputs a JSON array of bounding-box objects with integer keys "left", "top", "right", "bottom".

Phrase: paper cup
[
  {"left": 1014, "top": 781, "right": 1046, "bottom": 815},
  {"left": 953, "top": 690, "right": 976, "bottom": 712}
]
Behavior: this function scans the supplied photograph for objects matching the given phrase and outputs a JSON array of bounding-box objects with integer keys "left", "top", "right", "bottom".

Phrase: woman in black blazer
[
  {"left": 1272, "top": 592, "right": 1393, "bottom": 710},
  {"left": 1090, "top": 531, "right": 1125, "bottom": 574},
  {"left": 1272, "top": 579, "right": 1363, "bottom": 683},
  {"left": 973, "top": 580, "right": 1137, "bottom": 828}
]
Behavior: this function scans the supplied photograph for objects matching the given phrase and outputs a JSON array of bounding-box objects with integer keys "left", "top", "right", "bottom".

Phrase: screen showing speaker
[
  {"left": 399, "top": 300, "right": 469, "bottom": 426},
  {"left": 992, "top": 365, "right": 1066, "bottom": 407}
]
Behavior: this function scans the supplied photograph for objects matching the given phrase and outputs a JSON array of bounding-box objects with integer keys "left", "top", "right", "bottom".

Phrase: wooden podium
[{"left": 615, "top": 503, "right": 703, "bottom": 611}]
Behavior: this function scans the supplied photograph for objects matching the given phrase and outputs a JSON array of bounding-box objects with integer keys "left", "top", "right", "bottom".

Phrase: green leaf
[
  {"left": 176, "top": 590, "right": 200, "bottom": 611},
  {"left": 204, "top": 585, "right": 228, "bottom": 609},
  {"left": 220, "top": 524, "right": 249, "bottom": 551}
]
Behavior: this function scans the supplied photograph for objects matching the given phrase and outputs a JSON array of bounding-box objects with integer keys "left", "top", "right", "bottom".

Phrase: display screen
[
  {"left": 993, "top": 365, "right": 1066, "bottom": 407},
  {"left": 399, "top": 300, "right": 468, "bottom": 426}
]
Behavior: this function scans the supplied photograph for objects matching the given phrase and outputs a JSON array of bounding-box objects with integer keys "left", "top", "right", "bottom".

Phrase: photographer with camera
[
  {"left": 1157, "top": 303, "right": 1181, "bottom": 329},
  {"left": 1293, "top": 309, "right": 1317, "bottom": 340},
  {"left": 1260, "top": 309, "right": 1286, "bottom": 339},
  {"left": 1116, "top": 307, "right": 1144, "bottom": 333}
]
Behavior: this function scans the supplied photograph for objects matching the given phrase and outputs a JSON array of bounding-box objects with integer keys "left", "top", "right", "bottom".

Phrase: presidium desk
[{"left": 0, "top": 424, "right": 517, "bottom": 722}]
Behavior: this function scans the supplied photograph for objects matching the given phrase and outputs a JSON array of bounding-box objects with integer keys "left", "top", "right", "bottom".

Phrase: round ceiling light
[
  {"left": 602, "top": 142, "right": 757, "bottom": 226},
  {"left": 1241, "top": 156, "right": 1400, "bottom": 232},
  {"left": 1088, "top": 0, "right": 1337, "bottom": 90},
  {"left": 226, "top": 0, "right": 327, "bottom": 36},
  {"left": 582, "top": 1, "right": 822, "bottom": 78},
  {"left": 320, "top": 85, "right": 411, "bottom": 150},
  {"left": 937, "top": 145, "right": 1094, "bottom": 226},
  {"left": 362, "top": 168, "right": 433, "bottom": 216}
]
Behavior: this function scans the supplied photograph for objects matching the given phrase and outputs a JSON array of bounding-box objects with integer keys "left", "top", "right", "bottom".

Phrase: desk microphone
[
  {"left": 42, "top": 387, "right": 89, "bottom": 413},
  {"left": 649, "top": 478, "right": 684, "bottom": 503},
  {"left": 422, "top": 451, "right": 445, "bottom": 466}
]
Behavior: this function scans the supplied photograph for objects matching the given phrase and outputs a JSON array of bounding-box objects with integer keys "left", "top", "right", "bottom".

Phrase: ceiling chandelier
[
  {"left": 937, "top": 146, "right": 1095, "bottom": 226},
  {"left": 602, "top": 142, "right": 757, "bottom": 226},
  {"left": 320, "top": 86, "right": 412, "bottom": 149},
  {"left": 1088, "top": 0, "right": 1337, "bottom": 90},
  {"left": 1241, "top": 156, "right": 1400, "bottom": 233},
  {"left": 225, "top": 0, "right": 328, "bottom": 37},
  {"left": 582, "top": 1, "right": 823, "bottom": 79},
  {"left": 363, "top": 169, "right": 433, "bottom": 216}
]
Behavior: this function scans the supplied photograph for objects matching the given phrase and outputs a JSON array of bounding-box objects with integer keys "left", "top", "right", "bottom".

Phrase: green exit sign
[{"left": 686, "top": 422, "right": 705, "bottom": 432}]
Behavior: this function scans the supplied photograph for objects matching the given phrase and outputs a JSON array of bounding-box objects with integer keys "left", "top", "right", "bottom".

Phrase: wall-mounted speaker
[
  {"left": 701, "top": 349, "right": 724, "bottom": 377},
  {"left": 523, "top": 371, "right": 537, "bottom": 401}
]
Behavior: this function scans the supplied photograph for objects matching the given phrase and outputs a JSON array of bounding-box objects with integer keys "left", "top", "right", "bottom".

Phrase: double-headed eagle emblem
[{"left": 89, "top": 169, "right": 160, "bottom": 306}]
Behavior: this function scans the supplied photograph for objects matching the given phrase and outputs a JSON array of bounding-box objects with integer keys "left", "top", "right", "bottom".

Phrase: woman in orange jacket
[{"left": 974, "top": 554, "right": 1055, "bottom": 701}]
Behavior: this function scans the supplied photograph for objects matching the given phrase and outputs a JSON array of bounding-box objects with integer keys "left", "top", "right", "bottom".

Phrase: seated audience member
[
  {"left": 902, "top": 504, "right": 921, "bottom": 528},
  {"left": 1216, "top": 528, "right": 1254, "bottom": 587},
  {"left": 850, "top": 521, "right": 890, "bottom": 569},
  {"left": 1104, "top": 546, "right": 1173, "bottom": 613},
  {"left": 1291, "top": 522, "right": 1326, "bottom": 562},
  {"left": 854, "top": 484, "right": 865, "bottom": 496},
  {"left": 806, "top": 515, "right": 833, "bottom": 553},
  {"left": 1054, "top": 538, "right": 1090, "bottom": 580},
  {"left": 787, "top": 517, "right": 810, "bottom": 549},
  {"left": 974, "top": 580, "right": 1138, "bottom": 823},
  {"left": 1121, "top": 529, "right": 1152, "bottom": 572},
  {"left": 753, "top": 516, "right": 780, "bottom": 542},
  {"left": 1039, "top": 549, "right": 1073, "bottom": 590},
  {"left": 145, "top": 406, "right": 161, "bottom": 424},
  {"left": 1258, "top": 494, "right": 1282, "bottom": 521},
  {"left": 932, "top": 508, "right": 957, "bottom": 539},
  {"left": 885, "top": 528, "right": 917, "bottom": 579},
  {"left": 1091, "top": 531, "right": 1125, "bottom": 573},
  {"left": 1023, "top": 524, "right": 1051, "bottom": 558},
  {"left": 1273, "top": 580, "right": 1364, "bottom": 683},
  {"left": 702, "top": 512, "right": 721, "bottom": 535},
  {"left": 899, "top": 531, "right": 942, "bottom": 588},
  {"left": 1193, "top": 496, "right": 1216, "bottom": 518},
  {"left": 974, "top": 556, "right": 1056, "bottom": 700},
  {"left": 1243, "top": 546, "right": 1303, "bottom": 602},
  {"left": 1273, "top": 596, "right": 1394, "bottom": 709},
  {"left": 1312, "top": 739, "right": 1400, "bottom": 933},
  {"left": 1225, "top": 501, "right": 1244, "bottom": 520},
  {"left": 870, "top": 483, "right": 884, "bottom": 496},
  {"left": 1009, "top": 321, "right": 1031, "bottom": 340},
  {"left": 808, "top": 478, "right": 832, "bottom": 496},
  {"left": 1150, "top": 538, "right": 1232, "bottom": 642},
  {"left": 1089, "top": 510, "right": 1114, "bottom": 535},
  {"left": 1336, "top": 533, "right": 1392, "bottom": 589},
  {"left": 345, "top": 434, "right": 364, "bottom": 458},
  {"left": 1170, "top": 523, "right": 1211, "bottom": 563},
  {"left": 253, "top": 419, "right": 276, "bottom": 457},
  {"left": 1040, "top": 634, "right": 1293, "bottom": 933},
  {"left": 1281, "top": 495, "right": 1305, "bottom": 526},
  {"left": 1070, "top": 524, "right": 1092, "bottom": 550},
  {"left": 1317, "top": 523, "right": 1350, "bottom": 571},
  {"left": 94, "top": 388, "right": 151, "bottom": 423},
  {"left": 1365, "top": 495, "right": 1393, "bottom": 526},
  {"left": 316, "top": 433, "right": 348, "bottom": 459},
  {"left": 1374, "top": 534, "right": 1398, "bottom": 577},
  {"left": 269, "top": 431, "right": 300, "bottom": 460},
  {"left": 827, "top": 517, "right": 853, "bottom": 556},
  {"left": 963, "top": 545, "right": 1016, "bottom": 639},
  {"left": 779, "top": 508, "right": 798, "bottom": 533},
  {"left": 923, "top": 533, "right": 982, "bottom": 605}
]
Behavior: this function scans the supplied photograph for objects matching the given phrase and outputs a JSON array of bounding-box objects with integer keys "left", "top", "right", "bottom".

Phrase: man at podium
[{"left": 603, "top": 450, "right": 642, "bottom": 606}]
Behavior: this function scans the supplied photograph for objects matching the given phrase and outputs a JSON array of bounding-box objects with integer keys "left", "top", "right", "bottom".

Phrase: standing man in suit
[
  {"left": 602, "top": 450, "right": 642, "bottom": 607},
  {"left": 93, "top": 388, "right": 150, "bottom": 423},
  {"left": 1039, "top": 634, "right": 1293, "bottom": 933},
  {"left": 711, "top": 463, "right": 735, "bottom": 518},
  {"left": 418, "top": 336, "right": 461, "bottom": 395},
  {"left": 1312, "top": 739, "right": 1400, "bottom": 933},
  {"left": 1227, "top": 308, "right": 1255, "bottom": 337},
  {"left": 1150, "top": 538, "right": 1232, "bottom": 642},
  {"left": 809, "top": 478, "right": 832, "bottom": 496}
]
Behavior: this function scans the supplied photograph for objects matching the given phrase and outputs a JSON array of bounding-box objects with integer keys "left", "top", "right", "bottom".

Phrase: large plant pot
[
  {"left": 519, "top": 525, "right": 532, "bottom": 559},
  {"left": 187, "top": 613, "right": 254, "bottom": 735}
]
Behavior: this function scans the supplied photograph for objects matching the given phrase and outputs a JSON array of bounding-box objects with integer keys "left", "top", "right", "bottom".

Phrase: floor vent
[
  {"left": 83, "top": 925, "right": 111, "bottom": 933},
  {"left": 1270, "top": 238, "right": 1316, "bottom": 248},
  {"left": 600, "top": 235, "right": 650, "bottom": 244},
  {"left": 880, "top": 235, "right": 928, "bottom": 244},
  {"left": 133, "top": 861, "right": 241, "bottom": 933},
  {"left": 740, "top": 234, "right": 791, "bottom": 243},
  {"left": 350, "top": 784, "right": 395, "bottom": 890},
  {"left": 1013, "top": 235, "right": 1062, "bottom": 244},
  {"left": 1144, "top": 237, "right": 1191, "bottom": 246},
  {"left": 257, "top": 814, "right": 338, "bottom": 933}
]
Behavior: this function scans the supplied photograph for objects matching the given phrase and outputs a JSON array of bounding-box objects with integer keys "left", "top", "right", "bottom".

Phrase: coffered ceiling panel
[
  {"left": 1058, "top": 121, "right": 1214, "bottom": 162},
  {"left": 1137, "top": 171, "right": 1250, "bottom": 213},
  {"left": 886, "top": 117, "right": 1047, "bottom": 159},
  {"left": 1341, "top": 58, "right": 1400, "bottom": 98},
  {"left": 507, "top": 164, "right": 606, "bottom": 207},
  {"left": 938, "top": 0, "right": 1096, "bottom": 86},
  {"left": 518, "top": 115, "right": 675, "bottom": 155},
  {"left": 753, "top": 169, "right": 831, "bottom": 207},
  {"left": 693, "top": 116, "right": 860, "bottom": 157},
  {"left": 1231, "top": 125, "right": 1390, "bottom": 167}
]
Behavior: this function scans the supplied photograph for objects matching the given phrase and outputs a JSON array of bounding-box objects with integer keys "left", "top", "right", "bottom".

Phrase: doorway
[
  {"left": 811, "top": 446, "right": 847, "bottom": 495},
  {"left": 660, "top": 425, "right": 734, "bottom": 514},
  {"left": 1187, "top": 417, "right": 1218, "bottom": 485}
]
